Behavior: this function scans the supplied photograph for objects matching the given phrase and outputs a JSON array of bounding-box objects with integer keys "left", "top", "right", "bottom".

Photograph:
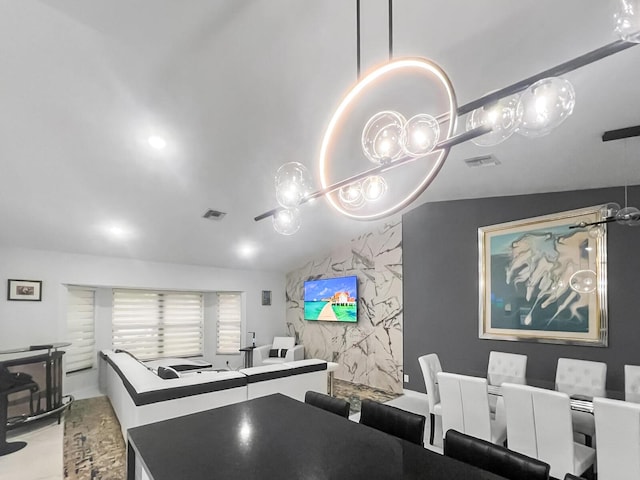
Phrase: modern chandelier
[{"left": 256, "top": 0, "right": 640, "bottom": 235}]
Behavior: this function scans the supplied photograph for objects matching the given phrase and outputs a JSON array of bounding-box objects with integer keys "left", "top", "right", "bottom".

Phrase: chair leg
[{"left": 429, "top": 413, "right": 435, "bottom": 445}]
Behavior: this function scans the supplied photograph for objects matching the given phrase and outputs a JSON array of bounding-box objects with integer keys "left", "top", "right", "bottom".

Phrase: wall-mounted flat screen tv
[{"left": 304, "top": 275, "right": 358, "bottom": 322}]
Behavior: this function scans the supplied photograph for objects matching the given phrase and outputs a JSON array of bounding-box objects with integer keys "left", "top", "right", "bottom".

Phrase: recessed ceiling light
[
  {"left": 238, "top": 243, "right": 256, "bottom": 258},
  {"left": 102, "top": 223, "right": 132, "bottom": 240},
  {"left": 148, "top": 135, "right": 167, "bottom": 150}
]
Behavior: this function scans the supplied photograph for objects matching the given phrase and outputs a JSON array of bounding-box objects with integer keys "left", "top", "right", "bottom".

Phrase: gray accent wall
[{"left": 403, "top": 186, "right": 640, "bottom": 393}]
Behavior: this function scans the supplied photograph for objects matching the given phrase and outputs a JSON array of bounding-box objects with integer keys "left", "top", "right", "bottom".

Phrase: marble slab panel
[{"left": 286, "top": 219, "right": 403, "bottom": 393}]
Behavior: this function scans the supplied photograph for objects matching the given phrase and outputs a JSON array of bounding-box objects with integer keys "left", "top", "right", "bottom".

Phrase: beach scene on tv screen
[{"left": 304, "top": 276, "right": 357, "bottom": 322}]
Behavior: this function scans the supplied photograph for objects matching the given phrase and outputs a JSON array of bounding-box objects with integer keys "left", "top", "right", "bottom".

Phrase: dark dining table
[{"left": 127, "top": 393, "right": 509, "bottom": 480}]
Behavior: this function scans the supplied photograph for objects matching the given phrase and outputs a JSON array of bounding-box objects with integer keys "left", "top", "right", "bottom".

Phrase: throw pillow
[
  {"left": 268, "top": 348, "right": 289, "bottom": 358},
  {"left": 157, "top": 366, "right": 180, "bottom": 379}
]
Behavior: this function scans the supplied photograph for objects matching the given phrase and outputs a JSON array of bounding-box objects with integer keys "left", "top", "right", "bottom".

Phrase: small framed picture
[
  {"left": 261, "top": 290, "right": 271, "bottom": 306},
  {"left": 7, "top": 279, "right": 42, "bottom": 301}
]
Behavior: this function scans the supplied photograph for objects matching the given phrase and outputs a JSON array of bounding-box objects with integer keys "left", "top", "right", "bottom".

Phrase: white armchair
[{"left": 253, "top": 336, "right": 304, "bottom": 366}]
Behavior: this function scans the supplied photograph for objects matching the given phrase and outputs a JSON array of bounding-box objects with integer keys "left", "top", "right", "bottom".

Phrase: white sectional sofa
[
  {"left": 100, "top": 350, "right": 328, "bottom": 439},
  {"left": 240, "top": 359, "right": 328, "bottom": 401}
]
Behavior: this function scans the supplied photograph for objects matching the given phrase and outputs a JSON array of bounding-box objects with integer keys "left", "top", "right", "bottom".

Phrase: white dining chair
[
  {"left": 502, "top": 383, "right": 595, "bottom": 479},
  {"left": 487, "top": 351, "right": 528, "bottom": 387},
  {"left": 593, "top": 397, "right": 640, "bottom": 480},
  {"left": 437, "top": 372, "right": 506, "bottom": 445},
  {"left": 625, "top": 364, "right": 640, "bottom": 403},
  {"left": 487, "top": 351, "right": 527, "bottom": 413},
  {"left": 418, "top": 353, "right": 442, "bottom": 445},
  {"left": 502, "top": 382, "right": 538, "bottom": 459},
  {"left": 555, "top": 357, "right": 606, "bottom": 446}
]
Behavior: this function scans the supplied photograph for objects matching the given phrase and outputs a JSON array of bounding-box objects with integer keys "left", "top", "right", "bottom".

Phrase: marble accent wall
[{"left": 285, "top": 220, "right": 403, "bottom": 394}]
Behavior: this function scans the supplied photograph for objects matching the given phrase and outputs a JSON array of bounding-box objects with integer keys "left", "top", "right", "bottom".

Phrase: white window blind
[
  {"left": 66, "top": 287, "right": 96, "bottom": 373},
  {"left": 216, "top": 293, "right": 242, "bottom": 354},
  {"left": 112, "top": 289, "right": 203, "bottom": 360}
]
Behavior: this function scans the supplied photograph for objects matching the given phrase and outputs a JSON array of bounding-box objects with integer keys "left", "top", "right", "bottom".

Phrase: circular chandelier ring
[{"left": 319, "top": 57, "right": 458, "bottom": 220}]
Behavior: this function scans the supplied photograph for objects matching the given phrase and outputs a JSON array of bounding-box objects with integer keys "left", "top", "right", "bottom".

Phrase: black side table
[{"left": 239, "top": 347, "right": 255, "bottom": 368}]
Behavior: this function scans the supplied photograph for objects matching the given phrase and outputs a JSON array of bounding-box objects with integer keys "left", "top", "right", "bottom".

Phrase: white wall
[{"left": 0, "top": 246, "right": 286, "bottom": 397}]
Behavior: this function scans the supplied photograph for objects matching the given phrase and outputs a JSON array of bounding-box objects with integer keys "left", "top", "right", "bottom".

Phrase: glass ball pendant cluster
[
  {"left": 264, "top": 2, "right": 640, "bottom": 235},
  {"left": 273, "top": 162, "right": 312, "bottom": 235},
  {"left": 271, "top": 75, "right": 581, "bottom": 234},
  {"left": 466, "top": 77, "right": 576, "bottom": 146},
  {"left": 336, "top": 111, "right": 440, "bottom": 212}
]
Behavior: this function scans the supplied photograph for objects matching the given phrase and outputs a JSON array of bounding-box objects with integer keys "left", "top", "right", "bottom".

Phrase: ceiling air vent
[
  {"left": 202, "top": 209, "right": 227, "bottom": 220},
  {"left": 464, "top": 155, "right": 501, "bottom": 168}
]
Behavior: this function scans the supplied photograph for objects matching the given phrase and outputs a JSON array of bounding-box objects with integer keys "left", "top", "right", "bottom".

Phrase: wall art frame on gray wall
[{"left": 478, "top": 205, "right": 608, "bottom": 347}]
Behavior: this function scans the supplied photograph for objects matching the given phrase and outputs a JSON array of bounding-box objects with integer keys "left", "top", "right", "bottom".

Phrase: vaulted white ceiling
[{"left": 0, "top": 0, "right": 638, "bottom": 272}]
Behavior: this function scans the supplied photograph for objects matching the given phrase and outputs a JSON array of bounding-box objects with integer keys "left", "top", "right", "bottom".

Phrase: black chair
[
  {"left": 0, "top": 366, "right": 39, "bottom": 456},
  {"left": 359, "top": 398, "right": 426, "bottom": 446},
  {"left": 564, "top": 475, "right": 583, "bottom": 480},
  {"left": 444, "top": 430, "right": 550, "bottom": 480},
  {"left": 304, "top": 391, "right": 350, "bottom": 418}
]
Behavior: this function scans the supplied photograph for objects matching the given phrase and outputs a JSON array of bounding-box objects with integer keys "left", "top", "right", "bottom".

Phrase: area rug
[
  {"left": 63, "top": 396, "right": 125, "bottom": 480},
  {"left": 60, "top": 382, "right": 397, "bottom": 479},
  {"left": 333, "top": 378, "right": 401, "bottom": 414}
]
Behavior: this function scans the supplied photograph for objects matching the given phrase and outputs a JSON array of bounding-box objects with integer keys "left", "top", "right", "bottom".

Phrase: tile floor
[
  {"left": 0, "top": 418, "right": 63, "bottom": 480},
  {"left": 0, "top": 389, "right": 439, "bottom": 479}
]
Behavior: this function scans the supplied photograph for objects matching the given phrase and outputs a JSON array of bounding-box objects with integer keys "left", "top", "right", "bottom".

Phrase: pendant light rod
[
  {"left": 356, "top": 0, "right": 361, "bottom": 79},
  {"left": 457, "top": 39, "right": 638, "bottom": 117},
  {"left": 602, "top": 125, "right": 640, "bottom": 141},
  {"left": 388, "top": 0, "right": 393, "bottom": 60},
  {"left": 254, "top": 125, "right": 490, "bottom": 222}
]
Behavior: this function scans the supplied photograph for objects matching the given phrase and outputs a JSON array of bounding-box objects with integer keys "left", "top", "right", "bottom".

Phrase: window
[
  {"left": 216, "top": 293, "right": 242, "bottom": 354},
  {"left": 112, "top": 289, "right": 203, "bottom": 360},
  {"left": 66, "top": 287, "right": 96, "bottom": 373}
]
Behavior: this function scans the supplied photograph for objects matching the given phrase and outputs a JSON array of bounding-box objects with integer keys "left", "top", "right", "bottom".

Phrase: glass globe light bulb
[
  {"left": 467, "top": 94, "right": 521, "bottom": 146},
  {"left": 516, "top": 77, "right": 576, "bottom": 138},
  {"left": 601, "top": 202, "right": 621, "bottom": 219},
  {"left": 569, "top": 269, "right": 597, "bottom": 294},
  {"left": 362, "top": 176, "right": 388, "bottom": 202},
  {"left": 588, "top": 225, "right": 605, "bottom": 239},
  {"left": 272, "top": 208, "right": 301, "bottom": 235},
  {"left": 402, "top": 114, "right": 440, "bottom": 157},
  {"left": 362, "top": 111, "right": 406, "bottom": 164},
  {"left": 614, "top": 0, "right": 640, "bottom": 42},
  {"left": 615, "top": 206, "right": 640, "bottom": 226},
  {"left": 338, "top": 182, "right": 365, "bottom": 210},
  {"left": 275, "top": 162, "right": 312, "bottom": 208}
]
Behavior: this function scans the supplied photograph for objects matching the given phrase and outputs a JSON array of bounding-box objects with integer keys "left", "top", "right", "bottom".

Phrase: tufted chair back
[
  {"left": 625, "top": 364, "right": 640, "bottom": 403},
  {"left": 418, "top": 353, "right": 443, "bottom": 445},
  {"left": 487, "top": 351, "right": 528, "bottom": 386},
  {"left": 555, "top": 358, "right": 606, "bottom": 398},
  {"left": 418, "top": 353, "right": 442, "bottom": 410}
]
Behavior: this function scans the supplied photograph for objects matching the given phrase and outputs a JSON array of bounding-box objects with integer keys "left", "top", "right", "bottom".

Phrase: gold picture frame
[{"left": 478, "top": 205, "right": 608, "bottom": 346}]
